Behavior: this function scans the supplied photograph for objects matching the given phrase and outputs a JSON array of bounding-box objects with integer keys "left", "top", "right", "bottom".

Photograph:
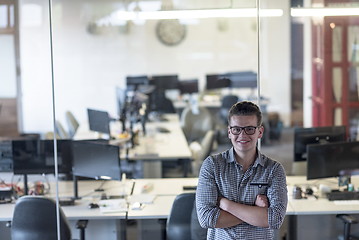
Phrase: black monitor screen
[
  {"left": 227, "top": 71, "right": 257, "bottom": 88},
  {"left": 307, "top": 141, "right": 359, "bottom": 180},
  {"left": 12, "top": 140, "right": 73, "bottom": 175},
  {"left": 206, "top": 74, "right": 231, "bottom": 90},
  {"left": 72, "top": 141, "right": 121, "bottom": 180},
  {"left": 87, "top": 108, "right": 110, "bottom": 135},
  {"left": 151, "top": 75, "right": 179, "bottom": 90},
  {"left": 126, "top": 75, "right": 149, "bottom": 87},
  {"left": 294, "top": 126, "right": 346, "bottom": 162},
  {"left": 178, "top": 79, "right": 199, "bottom": 94}
]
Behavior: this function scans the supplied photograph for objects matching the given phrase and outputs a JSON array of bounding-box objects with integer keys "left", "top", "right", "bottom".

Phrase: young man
[{"left": 196, "top": 101, "right": 287, "bottom": 239}]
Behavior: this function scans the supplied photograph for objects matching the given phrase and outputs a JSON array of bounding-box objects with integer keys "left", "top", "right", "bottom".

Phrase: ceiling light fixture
[
  {"left": 96, "top": 8, "right": 283, "bottom": 26},
  {"left": 291, "top": 7, "right": 359, "bottom": 17}
]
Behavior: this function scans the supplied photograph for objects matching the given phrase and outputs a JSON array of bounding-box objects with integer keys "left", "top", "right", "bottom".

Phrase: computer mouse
[
  {"left": 88, "top": 203, "right": 99, "bottom": 209},
  {"left": 305, "top": 187, "right": 314, "bottom": 195}
]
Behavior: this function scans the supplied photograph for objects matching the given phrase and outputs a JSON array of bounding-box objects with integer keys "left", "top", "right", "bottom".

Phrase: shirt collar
[{"left": 227, "top": 147, "right": 266, "bottom": 167}]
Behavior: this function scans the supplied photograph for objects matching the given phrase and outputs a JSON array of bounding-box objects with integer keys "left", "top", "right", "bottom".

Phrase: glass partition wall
[{"left": 2, "top": 0, "right": 359, "bottom": 239}]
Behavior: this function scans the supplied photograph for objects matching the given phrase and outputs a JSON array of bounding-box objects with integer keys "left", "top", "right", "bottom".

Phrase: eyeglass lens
[{"left": 230, "top": 126, "right": 257, "bottom": 135}]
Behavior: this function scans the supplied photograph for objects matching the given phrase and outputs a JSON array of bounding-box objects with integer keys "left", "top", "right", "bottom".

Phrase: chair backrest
[
  {"left": 65, "top": 111, "right": 79, "bottom": 138},
  {"left": 167, "top": 192, "right": 207, "bottom": 240},
  {"left": 219, "top": 95, "right": 238, "bottom": 122},
  {"left": 199, "top": 130, "right": 215, "bottom": 160},
  {"left": 11, "top": 196, "right": 71, "bottom": 240},
  {"left": 55, "top": 121, "right": 70, "bottom": 139},
  {"left": 191, "top": 130, "right": 216, "bottom": 176},
  {"left": 181, "top": 106, "right": 214, "bottom": 142}
]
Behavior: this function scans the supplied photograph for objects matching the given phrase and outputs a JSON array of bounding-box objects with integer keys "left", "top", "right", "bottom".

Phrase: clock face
[{"left": 156, "top": 19, "right": 186, "bottom": 46}]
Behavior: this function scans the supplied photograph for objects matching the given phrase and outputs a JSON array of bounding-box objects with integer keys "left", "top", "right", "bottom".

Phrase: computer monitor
[
  {"left": 0, "top": 140, "right": 13, "bottom": 172},
  {"left": 12, "top": 139, "right": 73, "bottom": 175},
  {"left": 126, "top": 75, "right": 149, "bottom": 89},
  {"left": 178, "top": 79, "right": 199, "bottom": 94},
  {"left": 227, "top": 71, "right": 257, "bottom": 88},
  {"left": 151, "top": 75, "right": 179, "bottom": 90},
  {"left": 294, "top": 126, "right": 347, "bottom": 162},
  {"left": 307, "top": 141, "right": 359, "bottom": 180},
  {"left": 87, "top": 108, "right": 111, "bottom": 135},
  {"left": 205, "top": 74, "right": 231, "bottom": 90},
  {"left": 72, "top": 140, "right": 121, "bottom": 180}
]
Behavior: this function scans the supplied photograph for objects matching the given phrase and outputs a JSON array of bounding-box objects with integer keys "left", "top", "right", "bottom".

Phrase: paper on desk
[
  {"left": 128, "top": 194, "right": 156, "bottom": 204},
  {"left": 98, "top": 199, "right": 127, "bottom": 213}
]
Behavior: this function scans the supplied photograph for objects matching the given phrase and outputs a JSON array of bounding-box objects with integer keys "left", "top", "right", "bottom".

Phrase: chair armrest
[{"left": 337, "top": 214, "right": 359, "bottom": 224}]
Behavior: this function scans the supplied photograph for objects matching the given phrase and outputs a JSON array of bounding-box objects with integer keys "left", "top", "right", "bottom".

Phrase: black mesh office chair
[
  {"left": 166, "top": 192, "right": 207, "bottom": 240},
  {"left": 217, "top": 95, "right": 238, "bottom": 144},
  {"left": 10, "top": 196, "right": 87, "bottom": 240}
]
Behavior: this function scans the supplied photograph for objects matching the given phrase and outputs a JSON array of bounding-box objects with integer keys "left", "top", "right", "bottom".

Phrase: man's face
[{"left": 228, "top": 115, "right": 264, "bottom": 154}]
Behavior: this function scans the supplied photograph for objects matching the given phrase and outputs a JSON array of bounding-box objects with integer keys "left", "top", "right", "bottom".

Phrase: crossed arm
[{"left": 215, "top": 195, "right": 269, "bottom": 228}]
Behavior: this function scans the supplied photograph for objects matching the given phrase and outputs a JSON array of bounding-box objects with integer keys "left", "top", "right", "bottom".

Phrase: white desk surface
[
  {"left": 2, "top": 176, "right": 359, "bottom": 222},
  {"left": 124, "top": 114, "right": 191, "bottom": 160},
  {"left": 132, "top": 178, "right": 198, "bottom": 196}
]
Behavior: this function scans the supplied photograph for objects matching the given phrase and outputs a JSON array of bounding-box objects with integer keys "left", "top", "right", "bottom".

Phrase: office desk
[
  {"left": 74, "top": 114, "right": 192, "bottom": 178},
  {"left": 0, "top": 180, "right": 131, "bottom": 240},
  {"left": 2, "top": 177, "right": 359, "bottom": 240}
]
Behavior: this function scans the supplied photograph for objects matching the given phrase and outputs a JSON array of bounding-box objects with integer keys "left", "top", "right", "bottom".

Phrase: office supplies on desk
[
  {"left": 88, "top": 203, "right": 99, "bottom": 209},
  {"left": 98, "top": 199, "right": 127, "bottom": 213},
  {"left": 59, "top": 198, "right": 75, "bottom": 206},
  {"left": 141, "top": 183, "right": 154, "bottom": 193},
  {"left": 131, "top": 202, "right": 145, "bottom": 210},
  {"left": 183, "top": 185, "right": 197, "bottom": 190},
  {"left": 156, "top": 127, "right": 170, "bottom": 133}
]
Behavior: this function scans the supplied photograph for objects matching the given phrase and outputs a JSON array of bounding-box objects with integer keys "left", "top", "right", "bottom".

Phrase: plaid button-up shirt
[{"left": 196, "top": 147, "right": 288, "bottom": 240}]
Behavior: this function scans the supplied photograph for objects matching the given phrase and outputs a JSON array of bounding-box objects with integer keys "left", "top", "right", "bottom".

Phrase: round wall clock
[{"left": 156, "top": 19, "right": 186, "bottom": 46}]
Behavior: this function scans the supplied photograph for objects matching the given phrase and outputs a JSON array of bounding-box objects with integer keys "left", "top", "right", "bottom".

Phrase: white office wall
[
  {"left": 19, "top": 0, "right": 291, "bottom": 134},
  {"left": 0, "top": 35, "right": 17, "bottom": 97}
]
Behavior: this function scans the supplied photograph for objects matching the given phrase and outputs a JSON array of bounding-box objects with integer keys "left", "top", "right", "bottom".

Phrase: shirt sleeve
[
  {"left": 196, "top": 156, "right": 221, "bottom": 228},
  {"left": 267, "top": 162, "right": 288, "bottom": 229}
]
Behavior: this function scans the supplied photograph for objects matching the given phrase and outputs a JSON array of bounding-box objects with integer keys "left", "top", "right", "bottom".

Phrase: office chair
[
  {"left": 180, "top": 106, "right": 215, "bottom": 143},
  {"left": 10, "top": 196, "right": 88, "bottom": 240},
  {"left": 217, "top": 95, "right": 238, "bottom": 144},
  {"left": 152, "top": 93, "right": 176, "bottom": 114},
  {"left": 56, "top": 121, "right": 70, "bottom": 139},
  {"left": 337, "top": 214, "right": 359, "bottom": 240},
  {"left": 167, "top": 193, "right": 207, "bottom": 240},
  {"left": 65, "top": 111, "right": 79, "bottom": 138},
  {"left": 219, "top": 95, "right": 238, "bottom": 123},
  {"left": 190, "top": 130, "right": 215, "bottom": 176}
]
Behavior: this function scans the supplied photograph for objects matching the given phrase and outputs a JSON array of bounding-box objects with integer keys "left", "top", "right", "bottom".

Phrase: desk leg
[
  {"left": 287, "top": 215, "right": 297, "bottom": 240},
  {"left": 182, "top": 158, "right": 191, "bottom": 177}
]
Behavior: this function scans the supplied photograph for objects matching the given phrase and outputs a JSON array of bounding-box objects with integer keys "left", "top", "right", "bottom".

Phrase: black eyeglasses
[{"left": 229, "top": 126, "right": 259, "bottom": 135}]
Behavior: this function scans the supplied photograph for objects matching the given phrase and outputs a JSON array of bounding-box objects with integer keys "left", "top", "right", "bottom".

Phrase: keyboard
[{"left": 327, "top": 191, "right": 359, "bottom": 201}]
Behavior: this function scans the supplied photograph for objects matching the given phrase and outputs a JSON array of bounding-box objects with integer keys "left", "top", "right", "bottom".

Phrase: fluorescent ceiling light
[
  {"left": 96, "top": 8, "right": 283, "bottom": 26},
  {"left": 291, "top": 7, "right": 359, "bottom": 17}
]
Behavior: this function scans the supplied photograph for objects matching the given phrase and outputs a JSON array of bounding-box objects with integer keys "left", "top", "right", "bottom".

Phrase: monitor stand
[
  {"left": 23, "top": 174, "right": 29, "bottom": 195},
  {"left": 73, "top": 175, "right": 80, "bottom": 200}
]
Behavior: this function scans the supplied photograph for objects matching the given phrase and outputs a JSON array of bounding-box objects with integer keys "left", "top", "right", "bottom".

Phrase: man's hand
[{"left": 255, "top": 194, "right": 269, "bottom": 207}]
